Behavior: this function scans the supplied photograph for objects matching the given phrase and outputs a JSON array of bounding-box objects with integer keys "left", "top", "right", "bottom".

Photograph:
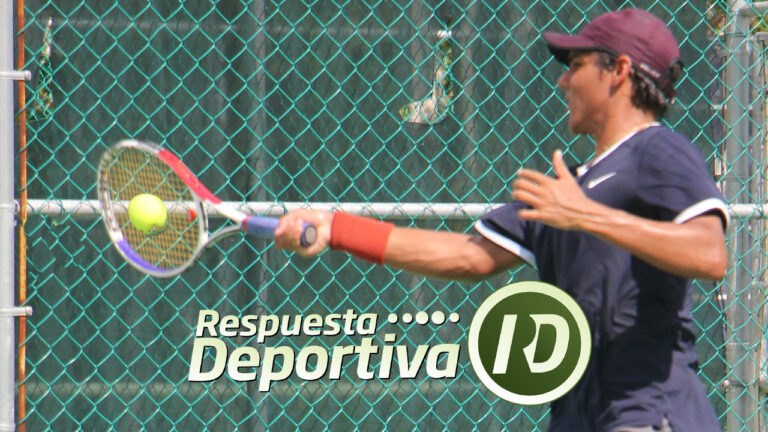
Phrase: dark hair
[{"left": 594, "top": 51, "right": 680, "bottom": 119}]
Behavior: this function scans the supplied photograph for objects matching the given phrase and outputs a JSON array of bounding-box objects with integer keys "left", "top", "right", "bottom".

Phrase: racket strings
[{"left": 106, "top": 147, "right": 202, "bottom": 270}]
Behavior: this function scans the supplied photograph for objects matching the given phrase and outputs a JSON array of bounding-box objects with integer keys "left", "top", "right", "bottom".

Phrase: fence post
[
  {"left": 0, "top": 1, "right": 17, "bottom": 431},
  {"left": 724, "top": 1, "right": 765, "bottom": 431}
]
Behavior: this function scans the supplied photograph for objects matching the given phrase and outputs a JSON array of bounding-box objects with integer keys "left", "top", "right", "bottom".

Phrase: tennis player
[{"left": 276, "top": 9, "right": 726, "bottom": 432}]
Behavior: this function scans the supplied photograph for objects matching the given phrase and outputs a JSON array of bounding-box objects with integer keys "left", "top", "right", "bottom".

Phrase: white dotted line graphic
[{"left": 387, "top": 311, "right": 460, "bottom": 325}]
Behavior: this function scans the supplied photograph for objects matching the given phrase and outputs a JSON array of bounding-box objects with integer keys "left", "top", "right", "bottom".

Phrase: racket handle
[{"left": 243, "top": 216, "right": 317, "bottom": 247}]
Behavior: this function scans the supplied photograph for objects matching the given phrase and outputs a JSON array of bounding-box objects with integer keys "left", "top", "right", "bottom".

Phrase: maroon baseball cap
[{"left": 543, "top": 9, "right": 682, "bottom": 99}]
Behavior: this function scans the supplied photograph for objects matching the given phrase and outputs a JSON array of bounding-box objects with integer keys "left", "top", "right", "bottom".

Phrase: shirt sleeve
[
  {"left": 474, "top": 201, "right": 537, "bottom": 266},
  {"left": 636, "top": 133, "right": 729, "bottom": 228}
]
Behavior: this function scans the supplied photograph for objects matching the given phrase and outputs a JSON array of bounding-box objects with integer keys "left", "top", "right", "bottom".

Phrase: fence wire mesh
[{"left": 15, "top": 0, "right": 768, "bottom": 430}]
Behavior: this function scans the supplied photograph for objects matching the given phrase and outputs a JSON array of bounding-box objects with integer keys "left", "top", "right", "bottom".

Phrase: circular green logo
[{"left": 468, "top": 281, "right": 591, "bottom": 405}]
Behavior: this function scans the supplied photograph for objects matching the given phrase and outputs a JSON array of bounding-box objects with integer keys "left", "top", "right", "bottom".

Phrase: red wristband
[{"left": 330, "top": 212, "right": 394, "bottom": 265}]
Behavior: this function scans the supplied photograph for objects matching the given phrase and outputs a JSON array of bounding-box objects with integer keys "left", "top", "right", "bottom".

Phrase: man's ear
[
  {"left": 610, "top": 55, "right": 632, "bottom": 93},
  {"left": 611, "top": 55, "right": 633, "bottom": 88}
]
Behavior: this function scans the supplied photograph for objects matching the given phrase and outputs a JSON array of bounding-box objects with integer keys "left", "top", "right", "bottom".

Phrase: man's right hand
[{"left": 275, "top": 209, "right": 333, "bottom": 257}]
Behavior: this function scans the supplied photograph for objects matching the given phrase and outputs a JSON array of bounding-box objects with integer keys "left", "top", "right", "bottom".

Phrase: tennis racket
[{"left": 97, "top": 139, "right": 316, "bottom": 277}]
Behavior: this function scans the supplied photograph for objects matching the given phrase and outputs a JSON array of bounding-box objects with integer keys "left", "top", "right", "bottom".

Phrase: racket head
[{"left": 97, "top": 140, "right": 208, "bottom": 277}]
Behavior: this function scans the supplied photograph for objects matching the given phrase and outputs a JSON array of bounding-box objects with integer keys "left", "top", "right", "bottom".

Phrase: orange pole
[{"left": 15, "top": 0, "right": 27, "bottom": 430}]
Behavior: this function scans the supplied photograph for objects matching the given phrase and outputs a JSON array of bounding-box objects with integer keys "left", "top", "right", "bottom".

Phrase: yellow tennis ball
[{"left": 128, "top": 193, "right": 167, "bottom": 234}]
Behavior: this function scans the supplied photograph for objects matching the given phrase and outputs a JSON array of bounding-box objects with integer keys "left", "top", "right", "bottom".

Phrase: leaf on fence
[
  {"left": 29, "top": 17, "right": 55, "bottom": 121},
  {"left": 400, "top": 30, "right": 454, "bottom": 124}
]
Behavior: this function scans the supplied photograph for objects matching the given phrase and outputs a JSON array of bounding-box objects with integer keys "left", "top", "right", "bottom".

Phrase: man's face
[{"left": 557, "top": 51, "right": 612, "bottom": 135}]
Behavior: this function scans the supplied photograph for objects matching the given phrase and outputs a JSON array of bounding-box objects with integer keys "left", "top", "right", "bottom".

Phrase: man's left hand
[{"left": 512, "top": 150, "right": 597, "bottom": 230}]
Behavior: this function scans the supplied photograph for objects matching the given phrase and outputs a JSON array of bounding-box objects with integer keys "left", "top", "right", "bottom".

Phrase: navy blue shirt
[{"left": 476, "top": 126, "right": 727, "bottom": 432}]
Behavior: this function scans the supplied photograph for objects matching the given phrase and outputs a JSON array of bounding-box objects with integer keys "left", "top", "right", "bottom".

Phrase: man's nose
[{"left": 557, "top": 70, "right": 570, "bottom": 89}]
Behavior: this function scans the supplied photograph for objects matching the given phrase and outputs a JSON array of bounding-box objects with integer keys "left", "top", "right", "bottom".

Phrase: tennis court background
[{"left": 9, "top": 0, "right": 768, "bottom": 430}]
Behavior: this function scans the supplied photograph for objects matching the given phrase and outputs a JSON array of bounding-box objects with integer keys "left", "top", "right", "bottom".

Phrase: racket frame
[{"left": 98, "top": 139, "right": 294, "bottom": 277}]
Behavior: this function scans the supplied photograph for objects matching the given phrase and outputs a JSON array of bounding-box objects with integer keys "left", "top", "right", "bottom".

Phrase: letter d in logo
[
  {"left": 493, "top": 314, "right": 570, "bottom": 374},
  {"left": 468, "top": 281, "right": 591, "bottom": 405}
]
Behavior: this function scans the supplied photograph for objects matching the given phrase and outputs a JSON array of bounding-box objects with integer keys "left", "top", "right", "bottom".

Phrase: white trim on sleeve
[
  {"left": 474, "top": 219, "right": 537, "bottom": 267},
  {"left": 673, "top": 197, "right": 730, "bottom": 228}
]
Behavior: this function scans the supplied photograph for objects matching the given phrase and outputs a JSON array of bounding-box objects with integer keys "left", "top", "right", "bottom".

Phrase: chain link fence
[{"left": 12, "top": 0, "right": 768, "bottom": 430}]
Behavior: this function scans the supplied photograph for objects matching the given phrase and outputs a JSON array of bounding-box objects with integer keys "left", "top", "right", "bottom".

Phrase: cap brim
[{"left": 542, "top": 32, "right": 600, "bottom": 65}]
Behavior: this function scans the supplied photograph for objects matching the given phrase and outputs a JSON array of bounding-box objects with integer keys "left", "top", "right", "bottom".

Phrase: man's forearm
[
  {"left": 383, "top": 228, "right": 522, "bottom": 281},
  {"left": 575, "top": 203, "right": 726, "bottom": 280}
]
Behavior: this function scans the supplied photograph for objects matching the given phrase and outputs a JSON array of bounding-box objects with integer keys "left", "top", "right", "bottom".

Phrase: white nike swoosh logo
[{"left": 587, "top": 172, "right": 617, "bottom": 189}]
